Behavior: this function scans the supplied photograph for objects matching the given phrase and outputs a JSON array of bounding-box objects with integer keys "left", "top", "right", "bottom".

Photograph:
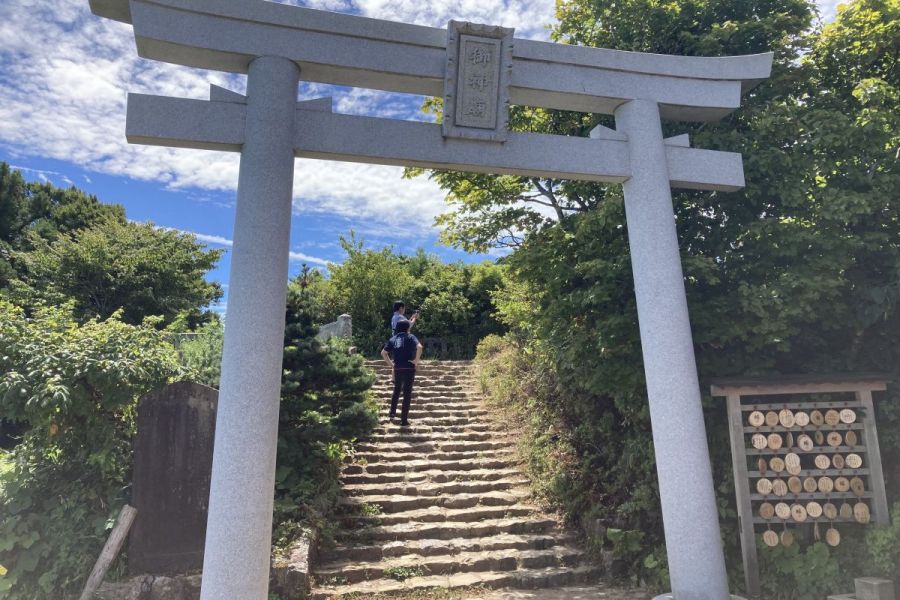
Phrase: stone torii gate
[{"left": 89, "top": 1, "right": 771, "bottom": 598}]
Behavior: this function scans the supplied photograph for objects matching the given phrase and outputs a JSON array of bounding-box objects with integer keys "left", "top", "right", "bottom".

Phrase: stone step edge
[
  {"left": 343, "top": 478, "right": 530, "bottom": 496},
  {"left": 314, "top": 545, "right": 586, "bottom": 582},
  {"left": 345, "top": 459, "right": 519, "bottom": 474},
  {"left": 338, "top": 504, "right": 539, "bottom": 527},
  {"left": 338, "top": 486, "right": 532, "bottom": 515},
  {"left": 318, "top": 532, "right": 578, "bottom": 562},
  {"left": 309, "top": 564, "right": 599, "bottom": 599},
  {"left": 339, "top": 516, "right": 559, "bottom": 541},
  {"left": 341, "top": 467, "right": 524, "bottom": 482}
]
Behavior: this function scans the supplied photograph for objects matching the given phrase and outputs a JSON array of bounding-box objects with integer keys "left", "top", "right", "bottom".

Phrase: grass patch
[{"left": 383, "top": 566, "right": 426, "bottom": 581}]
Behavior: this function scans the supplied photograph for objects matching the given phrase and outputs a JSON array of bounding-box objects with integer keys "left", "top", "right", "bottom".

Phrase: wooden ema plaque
[{"left": 711, "top": 374, "right": 890, "bottom": 600}]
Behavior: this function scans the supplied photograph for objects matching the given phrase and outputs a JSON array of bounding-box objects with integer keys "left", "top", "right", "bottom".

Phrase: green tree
[
  {"left": 11, "top": 219, "right": 223, "bottom": 326},
  {"left": 0, "top": 301, "right": 184, "bottom": 598},
  {"left": 0, "top": 163, "right": 28, "bottom": 244},
  {"left": 0, "top": 163, "right": 126, "bottom": 288},
  {"left": 403, "top": 253, "right": 507, "bottom": 356},
  {"left": 323, "top": 233, "right": 415, "bottom": 354},
  {"left": 315, "top": 236, "right": 507, "bottom": 358}
]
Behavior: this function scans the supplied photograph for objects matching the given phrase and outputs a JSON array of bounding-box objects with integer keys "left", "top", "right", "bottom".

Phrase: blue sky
[{"left": 0, "top": 0, "right": 841, "bottom": 316}]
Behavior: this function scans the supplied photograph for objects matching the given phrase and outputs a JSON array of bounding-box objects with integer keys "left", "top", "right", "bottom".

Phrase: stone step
[
  {"left": 347, "top": 456, "right": 517, "bottom": 474},
  {"left": 373, "top": 378, "right": 474, "bottom": 385},
  {"left": 372, "top": 380, "right": 477, "bottom": 389},
  {"left": 372, "top": 382, "right": 473, "bottom": 390},
  {"left": 356, "top": 440, "right": 509, "bottom": 454},
  {"left": 366, "top": 360, "right": 474, "bottom": 367},
  {"left": 319, "top": 532, "right": 572, "bottom": 563},
  {"left": 368, "top": 368, "right": 476, "bottom": 378},
  {"left": 342, "top": 489, "right": 531, "bottom": 513},
  {"left": 373, "top": 399, "right": 470, "bottom": 409},
  {"left": 344, "top": 478, "right": 530, "bottom": 498},
  {"left": 372, "top": 422, "right": 496, "bottom": 435},
  {"left": 371, "top": 382, "right": 476, "bottom": 390},
  {"left": 373, "top": 397, "right": 478, "bottom": 407},
  {"left": 339, "top": 503, "right": 538, "bottom": 527},
  {"left": 372, "top": 407, "right": 489, "bottom": 419},
  {"left": 339, "top": 516, "right": 558, "bottom": 543},
  {"left": 310, "top": 564, "right": 599, "bottom": 599},
  {"left": 315, "top": 545, "right": 585, "bottom": 585},
  {"left": 353, "top": 451, "right": 515, "bottom": 468},
  {"left": 372, "top": 389, "right": 475, "bottom": 397},
  {"left": 365, "top": 430, "right": 499, "bottom": 444},
  {"left": 341, "top": 467, "right": 523, "bottom": 485},
  {"left": 378, "top": 398, "right": 484, "bottom": 419},
  {"left": 372, "top": 379, "right": 477, "bottom": 384},
  {"left": 376, "top": 416, "right": 483, "bottom": 427}
]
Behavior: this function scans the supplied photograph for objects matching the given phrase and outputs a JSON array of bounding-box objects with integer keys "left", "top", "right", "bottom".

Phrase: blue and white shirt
[{"left": 391, "top": 311, "right": 409, "bottom": 335}]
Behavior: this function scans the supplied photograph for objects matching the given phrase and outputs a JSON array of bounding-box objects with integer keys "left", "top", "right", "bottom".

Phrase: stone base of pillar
[{"left": 653, "top": 595, "right": 747, "bottom": 600}]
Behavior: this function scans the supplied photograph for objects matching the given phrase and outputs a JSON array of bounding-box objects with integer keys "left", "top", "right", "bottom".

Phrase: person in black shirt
[{"left": 380, "top": 319, "right": 423, "bottom": 426}]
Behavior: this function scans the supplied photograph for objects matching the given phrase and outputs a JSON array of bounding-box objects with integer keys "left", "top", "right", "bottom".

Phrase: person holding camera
[
  {"left": 390, "top": 300, "right": 418, "bottom": 335},
  {"left": 380, "top": 319, "right": 423, "bottom": 426}
]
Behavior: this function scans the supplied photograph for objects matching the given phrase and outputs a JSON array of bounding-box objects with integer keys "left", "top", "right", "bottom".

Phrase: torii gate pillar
[
  {"left": 617, "top": 99, "right": 732, "bottom": 599},
  {"left": 201, "top": 56, "right": 300, "bottom": 600}
]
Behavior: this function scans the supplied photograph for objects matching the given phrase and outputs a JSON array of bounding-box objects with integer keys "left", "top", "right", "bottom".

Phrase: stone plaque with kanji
[{"left": 443, "top": 21, "right": 513, "bottom": 142}]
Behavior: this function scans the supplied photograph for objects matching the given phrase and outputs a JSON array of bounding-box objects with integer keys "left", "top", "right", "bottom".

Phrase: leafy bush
[
  {"left": 174, "top": 318, "right": 225, "bottom": 388},
  {"left": 758, "top": 542, "right": 843, "bottom": 600},
  {"left": 0, "top": 301, "right": 184, "bottom": 598},
  {"left": 864, "top": 502, "right": 900, "bottom": 577}
]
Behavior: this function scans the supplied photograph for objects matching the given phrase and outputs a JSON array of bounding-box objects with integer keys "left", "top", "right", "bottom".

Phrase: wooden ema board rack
[{"left": 711, "top": 374, "right": 890, "bottom": 600}]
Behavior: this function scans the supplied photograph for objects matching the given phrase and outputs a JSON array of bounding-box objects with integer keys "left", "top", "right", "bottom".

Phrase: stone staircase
[{"left": 309, "top": 360, "right": 598, "bottom": 599}]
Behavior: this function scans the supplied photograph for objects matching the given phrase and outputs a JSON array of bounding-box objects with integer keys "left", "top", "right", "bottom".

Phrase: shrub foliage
[{"left": 0, "top": 301, "right": 184, "bottom": 598}]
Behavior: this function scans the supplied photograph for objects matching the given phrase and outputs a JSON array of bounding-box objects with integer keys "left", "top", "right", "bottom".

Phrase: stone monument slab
[{"left": 129, "top": 382, "right": 218, "bottom": 574}]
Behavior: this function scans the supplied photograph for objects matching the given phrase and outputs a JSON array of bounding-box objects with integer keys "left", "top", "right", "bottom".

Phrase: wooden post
[
  {"left": 79, "top": 504, "right": 138, "bottom": 600},
  {"left": 726, "top": 394, "right": 761, "bottom": 599},
  {"left": 858, "top": 389, "right": 890, "bottom": 525}
]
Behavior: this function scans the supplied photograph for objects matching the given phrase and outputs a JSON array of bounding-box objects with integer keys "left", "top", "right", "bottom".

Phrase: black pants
[{"left": 391, "top": 367, "right": 415, "bottom": 423}]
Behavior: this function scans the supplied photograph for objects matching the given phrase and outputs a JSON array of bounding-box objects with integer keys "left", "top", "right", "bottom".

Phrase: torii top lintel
[{"left": 90, "top": 0, "right": 771, "bottom": 122}]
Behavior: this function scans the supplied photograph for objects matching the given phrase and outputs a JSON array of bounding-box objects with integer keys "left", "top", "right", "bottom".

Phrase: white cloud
[
  {"left": 282, "top": 0, "right": 555, "bottom": 40},
  {"left": 0, "top": 0, "right": 840, "bottom": 240},
  {"left": 0, "top": 0, "right": 463, "bottom": 234},
  {"left": 158, "top": 225, "right": 332, "bottom": 264},
  {"left": 192, "top": 233, "right": 234, "bottom": 247},
  {"left": 155, "top": 226, "right": 233, "bottom": 246},
  {"left": 289, "top": 251, "right": 331, "bottom": 266},
  {"left": 814, "top": 0, "right": 842, "bottom": 22},
  {"left": 8, "top": 164, "right": 71, "bottom": 184}
]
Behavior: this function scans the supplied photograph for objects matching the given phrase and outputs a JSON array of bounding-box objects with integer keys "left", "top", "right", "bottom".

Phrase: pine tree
[{"left": 274, "top": 266, "right": 377, "bottom": 531}]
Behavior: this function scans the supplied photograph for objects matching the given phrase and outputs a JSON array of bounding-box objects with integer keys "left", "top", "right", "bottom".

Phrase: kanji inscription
[
  {"left": 455, "top": 36, "right": 501, "bottom": 129},
  {"left": 443, "top": 21, "right": 513, "bottom": 142}
]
